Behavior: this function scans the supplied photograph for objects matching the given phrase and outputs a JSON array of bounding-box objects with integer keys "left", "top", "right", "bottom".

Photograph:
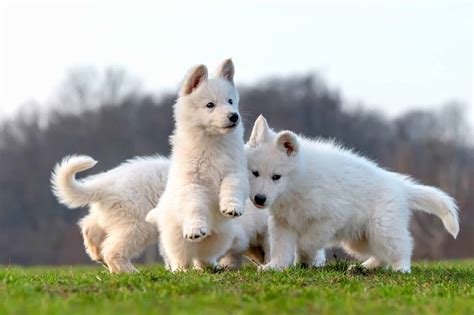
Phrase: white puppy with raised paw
[
  {"left": 146, "top": 59, "right": 249, "bottom": 272},
  {"left": 52, "top": 152, "right": 268, "bottom": 273}
]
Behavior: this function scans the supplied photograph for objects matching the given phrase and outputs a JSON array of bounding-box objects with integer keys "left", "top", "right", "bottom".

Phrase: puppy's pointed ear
[
  {"left": 248, "top": 115, "right": 271, "bottom": 147},
  {"left": 215, "top": 58, "right": 235, "bottom": 85},
  {"left": 275, "top": 131, "right": 299, "bottom": 157},
  {"left": 180, "top": 64, "right": 208, "bottom": 96}
]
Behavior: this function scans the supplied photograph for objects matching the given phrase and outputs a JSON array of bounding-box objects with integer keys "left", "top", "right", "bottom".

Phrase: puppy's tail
[
  {"left": 51, "top": 155, "right": 99, "bottom": 208},
  {"left": 406, "top": 181, "right": 459, "bottom": 238}
]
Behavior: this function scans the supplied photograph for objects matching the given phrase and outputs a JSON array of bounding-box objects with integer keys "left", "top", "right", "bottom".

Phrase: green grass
[{"left": 0, "top": 260, "right": 473, "bottom": 315}]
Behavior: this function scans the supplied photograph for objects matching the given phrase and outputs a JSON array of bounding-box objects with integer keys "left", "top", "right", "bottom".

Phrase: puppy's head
[
  {"left": 175, "top": 59, "right": 241, "bottom": 135},
  {"left": 246, "top": 115, "right": 300, "bottom": 209}
]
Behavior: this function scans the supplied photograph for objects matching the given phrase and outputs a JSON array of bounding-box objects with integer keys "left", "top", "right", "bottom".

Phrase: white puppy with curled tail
[
  {"left": 51, "top": 154, "right": 169, "bottom": 273},
  {"left": 146, "top": 59, "right": 249, "bottom": 271},
  {"left": 246, "top": 115, "right": 459, "bottom": 273}
]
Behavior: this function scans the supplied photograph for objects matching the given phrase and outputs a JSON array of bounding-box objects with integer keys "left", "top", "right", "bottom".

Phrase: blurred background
[{"left": 0, "top": 1, "right": 472, "bottom": 265}]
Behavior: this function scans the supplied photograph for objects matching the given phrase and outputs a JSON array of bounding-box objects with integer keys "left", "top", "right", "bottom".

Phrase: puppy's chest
[
  {"left": 273, "top": 206, "right": 302, "bottom": 229},
  {"left": 186, "top": 152, "right": 239, "bottom": 186},
  {"left": 273, "top": 200, "right": 320, "bottom": 230}
]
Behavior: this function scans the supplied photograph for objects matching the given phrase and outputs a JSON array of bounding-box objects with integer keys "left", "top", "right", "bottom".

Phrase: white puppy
[
  {"left": 246, "top": 115, "right": 459, "bottom": 273},
  {"left": 51, "top": 155, "right": 169, "bottom": 273},
  {"left": 146, "top": 59, "right": 249, "bottom": 271},
  {"left": 52, "top": 155, "right": 268, "bottom": 273}
]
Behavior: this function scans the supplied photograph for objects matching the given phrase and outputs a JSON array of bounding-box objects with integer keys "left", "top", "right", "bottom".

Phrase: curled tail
[
  {"left": 406, "top": 182, "right": 459, "bottom": 238},
  {"left": 51, "top": 155, "right": 99, "bottom": 208}
]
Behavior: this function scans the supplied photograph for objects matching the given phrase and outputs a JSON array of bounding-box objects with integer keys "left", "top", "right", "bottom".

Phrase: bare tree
[{"left": 55, "top": 66, "right": 142, "bottom": 113}]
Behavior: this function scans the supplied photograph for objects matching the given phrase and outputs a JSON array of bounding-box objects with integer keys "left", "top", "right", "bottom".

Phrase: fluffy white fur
[
  {"left": 52, "top": 154, "right": 268, "bottom": 273},
  {"left": 218, "top": 205, "right": 270, "bottom": 269},
  {"left": 51, "top": 155, "right": 169, "bottom": 273},
  {"left": 246, "top": 115, "right": 459, "bottom": 273},
  {"left": 145, "top": 59, "right": 250, "bottom": 271}
]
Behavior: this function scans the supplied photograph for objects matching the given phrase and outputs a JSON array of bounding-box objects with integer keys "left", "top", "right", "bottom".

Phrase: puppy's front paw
[
  {"left": 183, "top": 221, "right": 209, "bottom": 242},
  {"left": 258, "top": 262, "right": 284, "bottom": 272},
  {"left": 313, "top": 259, "right": 326, "bottom": 268},
  {"left": 220, "top": 200, "right": 244, "bottom": 218}
]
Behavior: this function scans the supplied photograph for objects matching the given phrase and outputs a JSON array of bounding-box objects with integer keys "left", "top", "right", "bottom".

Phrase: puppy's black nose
[
  {"left": 254, "top": 194, "right": 267, "bottom": 206},
  {"left": 228, "top": 112, "right": 239, "bottom": 123}
]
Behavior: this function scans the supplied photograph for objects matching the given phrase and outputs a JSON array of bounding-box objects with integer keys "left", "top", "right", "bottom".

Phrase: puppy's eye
[
  {"left": 272, "top": 174, "right": 281, "bottom": 181},
  {"left": 228, "top": 99, "right": 233, "bottom": 105},
  {"left": 252, "top": 170, "right": 260, "bottom": 177},
  {"left": 206, "top": 102, "right": 215, "bottom": 108}
]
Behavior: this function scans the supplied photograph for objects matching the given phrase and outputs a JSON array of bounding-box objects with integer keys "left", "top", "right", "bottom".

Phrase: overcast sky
[{"left": 0, "top": 0, "right": 472, "bottom": 120}]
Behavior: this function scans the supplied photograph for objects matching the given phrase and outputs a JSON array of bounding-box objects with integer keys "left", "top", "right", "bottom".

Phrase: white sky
[{"left": 0, "top": 0, "right": 472, "bottom": 121}]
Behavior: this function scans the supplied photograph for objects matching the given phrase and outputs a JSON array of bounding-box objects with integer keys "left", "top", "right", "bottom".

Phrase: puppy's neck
[{"left": 171, "top": 123, "right": 243, "bottom": 157}]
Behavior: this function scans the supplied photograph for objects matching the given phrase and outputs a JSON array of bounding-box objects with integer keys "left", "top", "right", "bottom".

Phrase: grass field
[{"left": 0, "top": 260, "right": 472, "bottom": 315}]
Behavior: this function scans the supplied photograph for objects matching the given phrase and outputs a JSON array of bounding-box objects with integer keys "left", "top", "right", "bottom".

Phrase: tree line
[{"left": 0, "top": 68, "right": 472, "bottom": 265}]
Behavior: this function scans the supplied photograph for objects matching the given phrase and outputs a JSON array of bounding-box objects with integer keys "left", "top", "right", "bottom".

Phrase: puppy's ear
[
  {"left": 145, "top": 208, "right": 158, "bottom": 224},
  {"left": 248, "top": 115, "right": 271, "bottom": 147},
  {"left": 275, "top": 131, "right": 299, "bottom": 157},
  {"left": 180, "top": 64, "right": 208, "bottom": 96},
  {"left": 215, "top": 58, "right": 235, "bottom": 85}
]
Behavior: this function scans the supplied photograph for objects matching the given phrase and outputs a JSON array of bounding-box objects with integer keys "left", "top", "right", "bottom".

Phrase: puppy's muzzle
[
  {"left": 227, "top": 112, "right": 239, "bottom": 123},
  {"left": 254, "top": 194, "right": 267, "bottom": 208}
]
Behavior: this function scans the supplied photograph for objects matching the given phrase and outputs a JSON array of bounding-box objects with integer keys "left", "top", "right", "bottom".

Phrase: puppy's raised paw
[
  {"left": 183, "top": 221, "right": 209, "bottom": 242},
  {"left": 220, "top": 201, "right": 244, "bottom": 218}
]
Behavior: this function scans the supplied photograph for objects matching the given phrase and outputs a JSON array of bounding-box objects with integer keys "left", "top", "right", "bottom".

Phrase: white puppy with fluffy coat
[
  {"left": 52, "top": 154, "right": 268, "bottom": 273},
  {"left": 51, "top": 155, "right": 169, "bottom": 273},
  {"left": 146, "top": 59, "right": 249, "bottom": 271},
  {"left": 246, "top": 115, "right": 459, "bottom": 273}
]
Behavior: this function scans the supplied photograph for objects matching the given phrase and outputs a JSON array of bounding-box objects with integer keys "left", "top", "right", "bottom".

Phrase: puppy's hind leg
[
  {"left": 195, "top": 228, "right": 235, "bottom": 271},
  {"left": 101, "top": 223, "right": 153, "bottom": 273},
  {"left": 219, "top": 251, "right": 244, "bottom": 270},
  {"left": 219, "top": 227, "right": 249, "bottom": 269},
  {"left": 78, "top": 213, "right": 106, "bottom": 265},
  {"left": 369, "top": 205, "right": 413, "bottom": 273},
  {"left": 159, "top": 223, "right": 193, "bottom": 272}
]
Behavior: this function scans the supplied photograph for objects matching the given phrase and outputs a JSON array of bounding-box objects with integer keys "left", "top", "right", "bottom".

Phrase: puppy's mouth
[
  {"left": 223, "top": 123, "right": 238, "bottom": 129},
  {"left": 252, "top": 202, "right": 267, "bottom": 209}
]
